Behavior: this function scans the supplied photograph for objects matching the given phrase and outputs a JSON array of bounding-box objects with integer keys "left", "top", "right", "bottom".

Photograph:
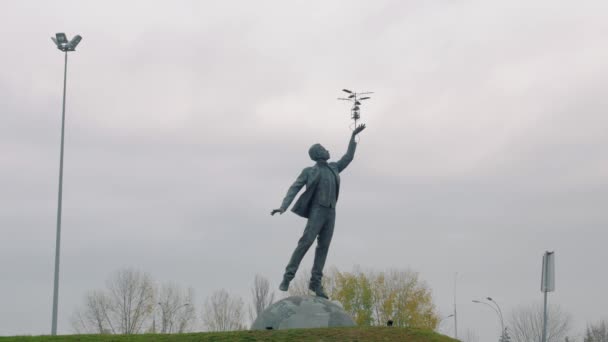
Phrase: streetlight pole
[
  {"left": 487, "top": 297, "right": 505, "bottom": 340},
  {"left": 473, "top": 299, "right": 503, "bottom": 341},
  {"left": 50, "top": 32, "right": 82, "bottom": 336}
]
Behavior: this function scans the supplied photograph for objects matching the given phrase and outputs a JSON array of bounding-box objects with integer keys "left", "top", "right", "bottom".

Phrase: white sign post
[{"left": 541, "top": 251, "right": 555, "bottom": 342}]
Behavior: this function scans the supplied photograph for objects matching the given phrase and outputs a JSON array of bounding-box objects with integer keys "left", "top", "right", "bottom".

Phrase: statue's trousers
[{"left": 283, "top": 205, "right": 336, "bottom": 287}]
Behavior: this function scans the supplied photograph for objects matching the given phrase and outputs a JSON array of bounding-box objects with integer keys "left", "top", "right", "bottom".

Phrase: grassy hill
[{"left": 1, "top": 327, "right": 459, "bottom": 342}]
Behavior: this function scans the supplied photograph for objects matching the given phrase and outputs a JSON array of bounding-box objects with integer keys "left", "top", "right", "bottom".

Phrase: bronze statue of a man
[{"left": 271, "top": 124, "right": 366, "bottom": 298}]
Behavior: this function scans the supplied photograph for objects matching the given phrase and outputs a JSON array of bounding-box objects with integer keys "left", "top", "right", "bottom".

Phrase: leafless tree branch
[{"left": 201, "top": 289, "right": 246, "bottom": 332}]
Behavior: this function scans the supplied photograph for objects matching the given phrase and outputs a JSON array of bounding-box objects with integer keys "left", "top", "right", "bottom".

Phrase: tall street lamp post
[
  {"left": 473, "top": 299, "right": 505, "bottom": 341},
  {"left": 50, "top": 32, "right": 82, "bottom": 336},
  {"left": 487, "top": 297, "right": 505, "bottom": 339}
]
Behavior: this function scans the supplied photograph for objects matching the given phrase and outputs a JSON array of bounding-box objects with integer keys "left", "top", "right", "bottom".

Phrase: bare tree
[
  {"left": 585, "top": 321, "right": 608, "bottom": 342},
  {"left": 509, "top": 303, "right": 572, "bottom": 342},
  {"left": 202, "top": 289, "right": 246, "bottom": 331},
  {"left": 248, "top": 274, "right": 275, "bottom": 322},
  {"left": 156, "top": 283, "right": 196, "bottom": 333},
  {"left": 286, "top": 268, "right": 311, "bottom": 297},
  {"left": 461, "top": 328, "right": 480, "bottom": 342},
  {"left": 286, "top": 267, "right": 338, "bottom": 297},
  {"left": 71, "top": 269, "right": 155, "bottom": 334},
  {"left": 71, "top": 290, "right": 116, "bottom": 334},
  {"left": 105, "top": 269, "right": 156, "bottom": 334}
]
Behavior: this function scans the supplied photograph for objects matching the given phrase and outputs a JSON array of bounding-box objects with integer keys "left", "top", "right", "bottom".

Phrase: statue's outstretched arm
[
  {"left": 336, "top": 124, "right": 366, "bottom": 173},
  {"left": 271, "top": 169, "right": 308, "bottom": 215}
]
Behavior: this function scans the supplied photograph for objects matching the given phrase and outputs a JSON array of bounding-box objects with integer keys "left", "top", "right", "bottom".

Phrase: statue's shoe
[
  {"left": 308, "top": 284, "right": 329, "bottom": 299},
  {"left": 279, "top": 279, "right": 290, "bottom": 292}
]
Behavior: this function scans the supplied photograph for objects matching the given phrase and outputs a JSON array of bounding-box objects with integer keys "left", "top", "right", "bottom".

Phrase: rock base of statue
[{"left": 250, "top": 295, "right": 356, "bottom": 330}]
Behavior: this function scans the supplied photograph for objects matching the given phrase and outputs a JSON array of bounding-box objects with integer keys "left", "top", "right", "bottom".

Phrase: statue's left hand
[
  {"left": 271, "top": 208, "right": 286, "bottom": 216},
  {"left": 352, "top": 124, "right": 366, "bottom": 136}
]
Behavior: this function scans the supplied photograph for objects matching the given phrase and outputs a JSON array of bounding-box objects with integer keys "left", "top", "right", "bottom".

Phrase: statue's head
[{"left": 308, "top": 143, "right": 330, "bottom": 161}]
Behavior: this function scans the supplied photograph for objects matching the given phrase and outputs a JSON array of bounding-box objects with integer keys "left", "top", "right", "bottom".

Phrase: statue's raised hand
[
  {"left": 271, "top": 208, "right": 286, "bottom": 216},
  {"left": 352, "top": 124, "right": 366, "bottom": 136}
]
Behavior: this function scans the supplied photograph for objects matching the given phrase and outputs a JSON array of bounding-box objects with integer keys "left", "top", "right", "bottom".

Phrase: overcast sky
[{"left": 1, "top": 0, "right": 607, "bottom": 340}]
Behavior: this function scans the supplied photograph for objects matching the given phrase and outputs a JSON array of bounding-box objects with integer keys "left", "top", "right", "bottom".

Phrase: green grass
[{"left": 1, "top": 327, "right": 458, "bottom": 342}]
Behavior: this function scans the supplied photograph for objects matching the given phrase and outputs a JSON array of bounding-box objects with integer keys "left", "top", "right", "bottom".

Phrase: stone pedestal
[{"left": 251, "top": 295, "right": 356, "bottom": 330}]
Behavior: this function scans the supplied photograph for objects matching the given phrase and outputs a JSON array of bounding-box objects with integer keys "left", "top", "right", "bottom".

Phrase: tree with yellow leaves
[{"left": 332, "top": 268, "right": 439, "bottom": 329}]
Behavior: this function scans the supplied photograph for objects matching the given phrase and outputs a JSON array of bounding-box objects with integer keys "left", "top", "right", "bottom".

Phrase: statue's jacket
[{"left": 280, "top": 139, "right": 357, "bottom": 218}]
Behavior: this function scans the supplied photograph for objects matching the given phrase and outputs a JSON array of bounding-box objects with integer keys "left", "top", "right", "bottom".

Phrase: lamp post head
[
  {"left": 51, "top": 33, "right": 82, "bottom": 52},
  {"left": 487, "top": 297, "right": 493, "bottom": 301},
  {"left": 67, "top": 35, "right": 82, "bottom": 50},
  {"left": 56, "top": 33, "right": 68, "bottom": 44}
]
